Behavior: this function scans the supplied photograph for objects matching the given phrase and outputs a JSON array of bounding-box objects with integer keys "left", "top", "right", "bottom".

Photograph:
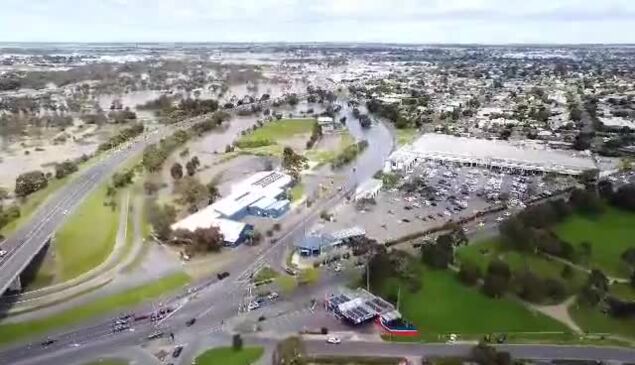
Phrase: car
[
  {"left": 185, "top": 318, "right": 196, "bottom": 327},
  {"left": 326, "top": 337, "right": 341, "bottom": 344},
  {"left": 285, "top": 267, "right": 297, "bottom": 276},
  {"left": 268, "top": 292, "right": 279, "bottom": 300},
  {"left": 333, "top": 265, "right": 342, "bottom": 273},
  {"left": 217, "top": 271, "right": 230, "bottom": 280},
  {"left": 247, "top": 301, "right": 260, "bottom": 311},
  {"left": 401, "top": 218, "right": 411, "bottom": 223},
  {"left": 0, "top": 250, "right": 6, "bottom": 258},
  {"left": 147, "top": 331, "right": 164, "bottom": 340},
  {"left": 41, "top": 339, "right": 56, "bottom": 347},
  {"left": 172, "top": 346, "right": 184, "bottom": 358}
]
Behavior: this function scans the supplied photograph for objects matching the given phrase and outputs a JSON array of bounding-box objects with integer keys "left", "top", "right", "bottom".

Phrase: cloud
[{"left": 0, "top": 0, "right": 633, "bottom": 43}]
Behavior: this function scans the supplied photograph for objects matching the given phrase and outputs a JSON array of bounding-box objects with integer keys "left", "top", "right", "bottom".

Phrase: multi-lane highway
[
  {"left": 0, "top": 93, "right": 311, "bottom": 296},
  {"left": 0, "top": 143, "right": 145, "bottom": 295}
]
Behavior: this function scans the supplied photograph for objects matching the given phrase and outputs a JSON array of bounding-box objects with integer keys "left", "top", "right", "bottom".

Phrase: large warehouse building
[
  {"left": 387, "top": 134, "right": 596, "bottom": 176},
  {"left": 171, "top": 170, "right": 294, "bottom": 246}
]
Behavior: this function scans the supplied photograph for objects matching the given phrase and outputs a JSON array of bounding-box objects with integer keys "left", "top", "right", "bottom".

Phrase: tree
[
  {"left": 54, "top": 160, "right": 78, "bottom": 179},
  {"left": 482, "top": 260, "right": 511, "bottom": 298},
  {"left": 420, "top": 237, "right": 454, "bottom": 269},
  {"left": 173, "top": 225, "right": 224, "bottom": 253},
  {"left": 579, "top": 241, "right": 593, "bottom": 263},
  {"left": 573, "top": 132, "right": 591, "bottom": 150},
  {"left": 544, "top": 278, "right": 566, "bottom": 301},
  {"left": 15, "top": 170, "right": 48, "bottom": 197},
  {"left": 148, "top": 202, "right": 177, "bottom": 242},
  {"left": 170, "top": 163, "right": 183, "bottom": 180},
  {"left": 499, "top": 216, "right": 534, "bottom": 251},
  {"left": 569, "top": 188, "right": 603, "bottom": 215},
  {"left": 458, "top": 261, "right": 481, "bottom": 286},
  {"left": 612, "top": 183, "right": 635, "bottom": 211},
  {"left": 206, "top": 182, "right": 220, "bottom": 203},
  {"left": 281, "top": 147, "right": 307, "bottom": 180},
  {"left": 597, "top": 180, "right": 614, "bottom": 201},
  {"left": 232, "top": 334, "right": 243, "bottom": 351},
  {"left": 185, "top": 160, "right": 197, "bottom": 176},
  {"left": 515, "top": 270, "right": 546, "bottom": 303},
  {"left": 630, "top": 271, "right": 635, "bottom": 289},
  {"left": 286, "top": 94, "right": 299, "bottom": 106},
  {"left": 0, "top": 187, "right": 9, "bottom": 201},
  {"left": 621, "top": 247, "right": 635, "bottom": 268},
  {"left": 143, "top": 181, "right": 160, "bottom": 195},
  {"left": 112, "top": 169, "right": 135, "bottom": 188},
  {"left": 191, "top": 156, "right": 200, "bottom": 168},
  {"left": 175, "top": 176, "right": 208, "bottom": 207}
]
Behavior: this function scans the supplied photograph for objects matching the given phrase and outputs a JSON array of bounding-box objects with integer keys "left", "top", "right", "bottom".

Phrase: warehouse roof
[
  {"left": 394, "top": 133, "right": 596, "bottom": 174},
  {"left": 170, "top": 207, "right": 248, "bottom": 244}
]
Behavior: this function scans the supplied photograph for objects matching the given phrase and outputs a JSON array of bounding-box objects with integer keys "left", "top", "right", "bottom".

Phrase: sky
[{"left": 0, "top": 0, "right": 634, "bottom": 44}]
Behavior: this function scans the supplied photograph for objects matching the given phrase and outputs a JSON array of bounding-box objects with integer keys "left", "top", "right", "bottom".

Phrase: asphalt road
[{"left": 304, "top": 340, "right": 635, "bottom": 362}]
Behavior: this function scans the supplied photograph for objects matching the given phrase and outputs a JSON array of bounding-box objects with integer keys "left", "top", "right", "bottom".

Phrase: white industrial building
[
  {"left": 387, "top": 134, "right": 596, "bottom": 176},
  {"left": 171, "top": 170, "right": 294, "bottom": 246},
  {"left": 354, "top": 178, "right": 383, "bottom": 201}
]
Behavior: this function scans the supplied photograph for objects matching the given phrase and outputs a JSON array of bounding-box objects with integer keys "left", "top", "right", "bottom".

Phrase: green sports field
[
  {"left": 377, "top": 265, "right": 567, "bottom": 335},
  {"left": 194, "top": 346, "right": 264, "bottom": 365},
  {"left": 555, "top": 206, "right": 635, "bottom": 278}
]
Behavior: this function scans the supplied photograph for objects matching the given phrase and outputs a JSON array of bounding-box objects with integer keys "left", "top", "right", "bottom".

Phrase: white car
[
  {"left": 326, "top": 337, "right": 341, "bottom": 344},
  {"left": 0, "top": 250, "right": 6, "bottom": 258},
  {"left": 268, "top": 292, "right": 279, "bottom": 300},
  {"left": 333, "top": 265, "right": 342, "bottom": 272},
  {"left": 247, "top": 301, "right": 260, "bottom": 312}
]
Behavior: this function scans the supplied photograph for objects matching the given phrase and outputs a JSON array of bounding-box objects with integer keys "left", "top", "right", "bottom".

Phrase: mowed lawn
[
  {"left": 55, "top": 184, "right": 121, "bottom": 281},
  {"left": 194, "top": 346, "right": 264, "bottom": 365},
  {"left": 237, "top": 118, "right": 315, "bottom": 146},
  {"left": 394, "top": 127, "right": 419, "bottom": 146},
  {"left": 555, "top": 206, "right": 635, "bottom": 278},
  {"left": 305, "top": 132, "right": 355, "bottom": 166},
  {"left": 456, "top": 240, "right": 588, "bottom": 295},
  {"left": 0, "top": 272, "right": 190, "bottom": 345},
  {"left": 569, "top": 304, "right": 635, "bottom": 339},
  {"left": 380, "top": 267, "right": 567, "bottom": 335}
]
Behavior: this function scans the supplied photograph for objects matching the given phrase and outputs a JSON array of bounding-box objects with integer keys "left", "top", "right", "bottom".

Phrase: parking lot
[{"left": 323, "top": 161, "right": 576, "bottom": 242}]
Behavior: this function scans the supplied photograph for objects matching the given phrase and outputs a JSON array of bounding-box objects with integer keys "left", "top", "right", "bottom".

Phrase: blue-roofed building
[
  {"left": 295, "top": 227, "right": 367, "bottom": 256},
  {"left": 295, "top": 233, "right": 340, "bottom": 256}
]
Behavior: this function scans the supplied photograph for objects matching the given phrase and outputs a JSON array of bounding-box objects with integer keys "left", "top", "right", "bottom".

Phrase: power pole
[{"left": 366, "top": 259, "right": 370, "bottom": 292}]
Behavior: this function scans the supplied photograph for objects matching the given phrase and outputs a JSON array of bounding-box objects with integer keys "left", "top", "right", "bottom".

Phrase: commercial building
[
  {"left": 212, "top": 170, "right": 293, "bottom": 220},
  {"left": 295, "top": 226, "right": 366, "bottom": 256},
  {"left": 317, "top": 116, "right": 341, "bottom": 133},
  {"left": 599, "top": 116, "right": 635, "bottom": 131},
  {"left": 387, "top": 133, "right": 596, "bottom": 176},
  {"left": 326, "top": 288, "right": 394, "bottom": 324},
  {"left": 171, "top": 170, "right": 294, "bottom": 246}
]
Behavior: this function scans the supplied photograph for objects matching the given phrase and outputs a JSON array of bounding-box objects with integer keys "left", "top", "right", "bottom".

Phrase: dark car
[
  {"left": 186, "top": 318, "right": 196, "bottom": 327},
  {"left": 41, "top": 339, "right": 56, "bottom": 347},
  {"left": 217, "top": 271, "right": 230, "bottom": 280},
  {"left": 173, "top": 346, "right": 184, "bottom": 358}
]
